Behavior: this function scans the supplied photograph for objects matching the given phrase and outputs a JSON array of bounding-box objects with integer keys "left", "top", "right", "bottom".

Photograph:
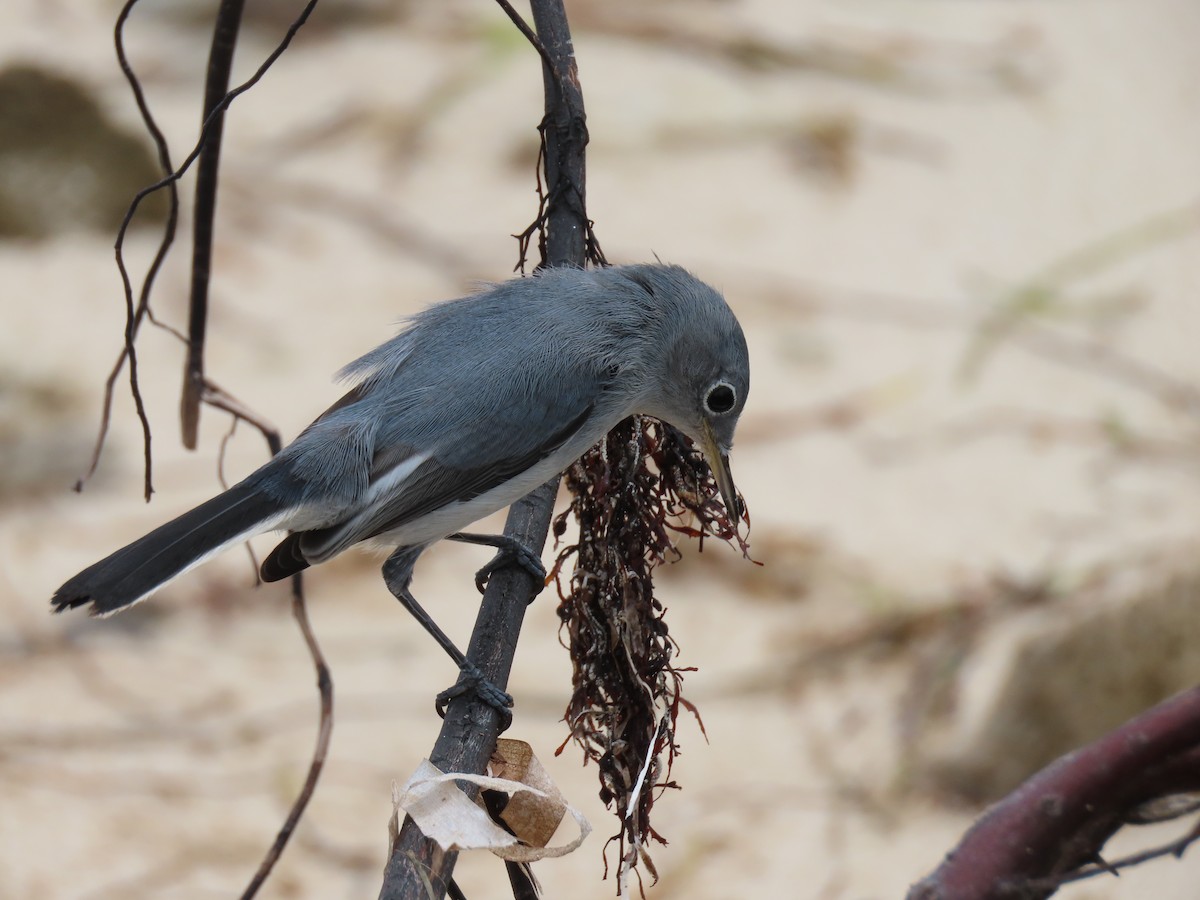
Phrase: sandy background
[{"left": 3, "top": 1, "right": 1200, "bottom": 897}]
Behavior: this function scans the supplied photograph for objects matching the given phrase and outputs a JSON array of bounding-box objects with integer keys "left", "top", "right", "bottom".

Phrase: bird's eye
[{"left": 705, "top": 382, "right": 737, "bottom": 415}]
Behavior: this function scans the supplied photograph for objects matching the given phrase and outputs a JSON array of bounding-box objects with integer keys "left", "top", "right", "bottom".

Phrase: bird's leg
[
  {"left": 381, "top": 545, "right": 513, "bottom": 726},
  {"left": 445, "top": 532, "right": 547, "bottom": 596}
]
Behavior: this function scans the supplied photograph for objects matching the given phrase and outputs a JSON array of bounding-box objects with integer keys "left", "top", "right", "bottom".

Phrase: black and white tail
[{"left": 51, "top": 480, "right": 292, "bottom": 616}]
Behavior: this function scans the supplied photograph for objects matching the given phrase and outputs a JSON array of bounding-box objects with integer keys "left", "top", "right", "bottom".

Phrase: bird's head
[{"left": 620, "top": 265, "right": 750, "bottom": 519}]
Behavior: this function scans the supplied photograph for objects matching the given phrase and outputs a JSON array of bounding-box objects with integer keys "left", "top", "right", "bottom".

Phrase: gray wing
[
  {"left": 307, "top": 399, "right": 596, "bottom": 555},
  {"left": 274, "top": 345, "right": 614, "bottom": 568}
]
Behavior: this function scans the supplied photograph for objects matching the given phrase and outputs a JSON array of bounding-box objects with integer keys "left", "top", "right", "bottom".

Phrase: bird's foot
[
  {"left": 448, "top": 533, "right": 547, "bottom": 595},
  {"left": 436, "top": 664, "right": 514, "bottom": 731}
]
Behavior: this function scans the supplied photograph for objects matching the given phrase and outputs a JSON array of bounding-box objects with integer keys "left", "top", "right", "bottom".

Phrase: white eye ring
[{"left": 704, "top": 381, "right": 737, "bottom": 415}]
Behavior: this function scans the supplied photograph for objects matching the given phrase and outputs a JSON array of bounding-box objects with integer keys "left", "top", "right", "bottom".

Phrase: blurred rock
[
  {"left": 0, "top": 366, "right": 92, "bottom": 498},
  {"left": 920, "top": 558, "right": 1200, "bottom": 802},
  {"left": 0, "top": 64, "right": 166, "bottom": 240}
]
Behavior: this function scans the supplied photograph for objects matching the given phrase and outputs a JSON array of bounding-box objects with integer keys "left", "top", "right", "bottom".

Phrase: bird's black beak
[{"left": 700, "top": 419, "right": 742, "bottom": 523}]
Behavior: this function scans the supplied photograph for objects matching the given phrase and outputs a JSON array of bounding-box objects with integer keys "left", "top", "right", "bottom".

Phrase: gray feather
[{"left": 51, "top": 477, "right": 290, "bottom": 615}]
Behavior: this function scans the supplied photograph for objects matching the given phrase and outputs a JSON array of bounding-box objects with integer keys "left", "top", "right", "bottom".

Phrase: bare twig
[
  {"left": 493, "top": 0, "right": 559, "bottom": 82},
  {"left": 202, "top": 380, "right": 283, "bottom": 457},
  {"left": 181, "top": 0, "right": 247, "bottom": 450},
  {"left": 79, "top": 0, "right": 185, "bottom": 500},
  {"left": 91, "top": 0, "right": 319, "bottom": 498},
  {"left": 1026, "top": 813, "right": 1200, "bottom": 892},
  {"left": 239, "top": 574, "right": 333, "bottom": 900},
  {"left": 207, "top": 378, "right": 282, "bottom": 580}
]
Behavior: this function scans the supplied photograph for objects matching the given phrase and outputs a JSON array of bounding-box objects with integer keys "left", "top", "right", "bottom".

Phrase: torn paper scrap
[{"left": 393, "top": 756, "right": 591, "bottom": 863}]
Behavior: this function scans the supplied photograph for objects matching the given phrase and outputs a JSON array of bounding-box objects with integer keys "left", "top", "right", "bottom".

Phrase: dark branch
[
  {"left": 181, "top": 0, "right": 247, "bottom": 450},
  {"left": 377, "top": 1, "right": 593, "bottom": 897},
  {"left": 240, "top": 574, "right": 333, "bottom": 900}
]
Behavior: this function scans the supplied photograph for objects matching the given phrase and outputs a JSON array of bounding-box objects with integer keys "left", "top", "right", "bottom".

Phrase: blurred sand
[{"left": 2, "top": 1, "right": 1199, "bottom": 898}]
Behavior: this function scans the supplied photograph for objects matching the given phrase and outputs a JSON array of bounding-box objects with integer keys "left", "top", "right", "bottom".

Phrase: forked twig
[{"left": 84, "top": 0, "right": 320, "bottom": 498}]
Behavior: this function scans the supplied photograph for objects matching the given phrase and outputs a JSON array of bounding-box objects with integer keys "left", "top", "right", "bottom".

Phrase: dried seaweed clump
[{"left": 552, "top": 415, "right": 751, "bottom": 892}]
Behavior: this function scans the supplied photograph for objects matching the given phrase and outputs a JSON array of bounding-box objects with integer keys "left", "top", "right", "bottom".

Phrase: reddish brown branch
[{"left": 909, "top": 685, "right": 1200, "bottom": 899}]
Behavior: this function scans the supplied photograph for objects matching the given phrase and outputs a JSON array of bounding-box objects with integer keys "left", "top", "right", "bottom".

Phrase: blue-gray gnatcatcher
[{"left": 52, "top": 263, "right": 750, "bottom": 709}]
